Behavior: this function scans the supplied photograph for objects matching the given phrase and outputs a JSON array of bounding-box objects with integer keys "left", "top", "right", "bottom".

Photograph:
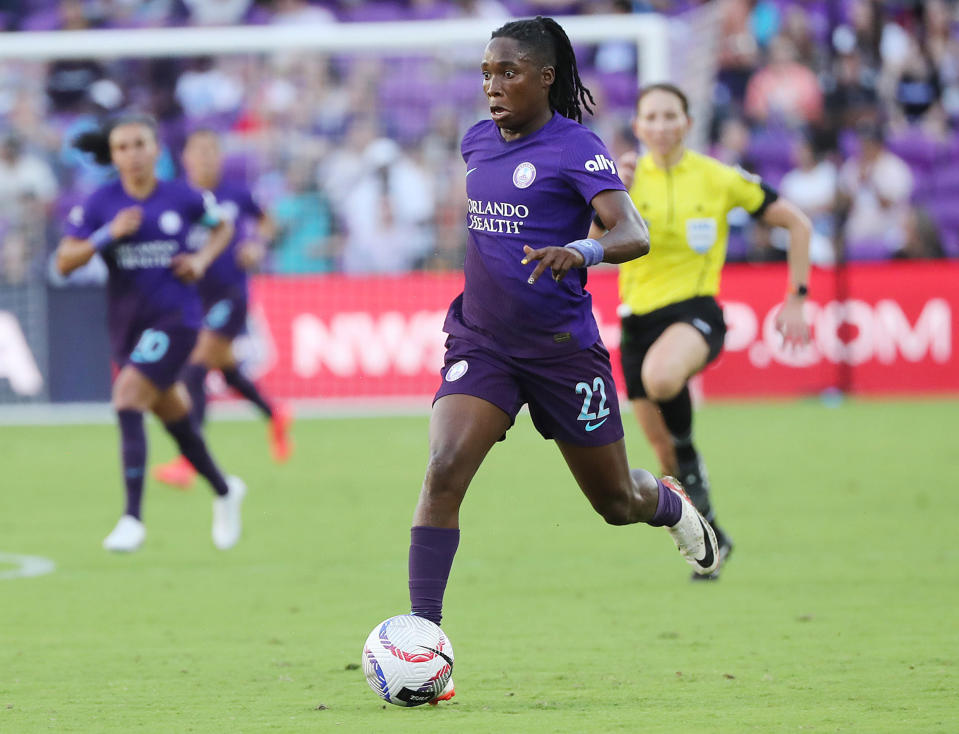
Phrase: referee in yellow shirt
[{"left": 592, "top": 83, "right": 812, "bottom": 580}]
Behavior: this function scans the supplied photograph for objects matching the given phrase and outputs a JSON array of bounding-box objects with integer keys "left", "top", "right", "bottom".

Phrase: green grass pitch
[{"left": 1, "top": 398, "right": 957, "bottom": 733}]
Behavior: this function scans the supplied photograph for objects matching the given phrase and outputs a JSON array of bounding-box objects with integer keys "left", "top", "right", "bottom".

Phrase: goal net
[{"left": 0, "top": 8, "right": 719, "bottom": 410}]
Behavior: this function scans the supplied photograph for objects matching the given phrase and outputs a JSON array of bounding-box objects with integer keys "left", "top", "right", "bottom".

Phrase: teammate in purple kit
[
  {"left": 56, "top": 115, "right": 247, "bottom": 552},
  {"left": 407, "top": 17, "right": 720, "bottom": 703},
  {"left": 153, "top": 129, "right": 291, "bottom": 490}
]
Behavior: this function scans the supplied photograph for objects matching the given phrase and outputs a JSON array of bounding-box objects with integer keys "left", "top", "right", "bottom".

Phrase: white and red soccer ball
[{"left": 362, "top": 615, "right": 454, "bottom": 707}]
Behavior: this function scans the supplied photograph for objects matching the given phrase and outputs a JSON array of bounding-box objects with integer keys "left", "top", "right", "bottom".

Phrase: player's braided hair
[
  {"left": 73, "top": 113, "right": 158, "bottom": 166},
  {"left": 491, "top": 16, "right": 595, "bottom": 123}
]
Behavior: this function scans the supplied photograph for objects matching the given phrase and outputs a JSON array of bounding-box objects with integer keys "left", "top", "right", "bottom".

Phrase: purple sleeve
[
  {"left": 559, "top": 128, "right": 626, "bottom": 206},
  {"left": 241, "top": 188, "right": 263, "bottom": 220},
  {"left": 63, "top": 194, "right": 103, "bottom": 240}
]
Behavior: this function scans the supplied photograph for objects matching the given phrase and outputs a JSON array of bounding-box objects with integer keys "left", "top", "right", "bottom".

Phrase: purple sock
[
  {"left": 117, "top": 409, "right": 147, "bottom": 519},
  {"left": 647, "top": 478, "right": 683, "bottom": 527},
  {"left": 222, "top": 367, "right": 273, "bottom": 418},
  {"left": 164, "top": 416, "right": 229, "bottom": 496},
  {"left": 409, "top": 526, "right": 460, "bottom": 626},
  {"left": 182, "top": 364, "right": 208, "bottom": 425}
]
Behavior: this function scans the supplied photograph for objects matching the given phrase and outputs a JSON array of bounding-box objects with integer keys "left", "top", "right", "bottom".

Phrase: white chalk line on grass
[{"left": 0, "top": 552, "right": 55, "bottom": 580}]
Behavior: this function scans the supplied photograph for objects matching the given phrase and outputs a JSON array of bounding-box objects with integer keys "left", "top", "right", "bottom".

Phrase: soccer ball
[{"left": 362, "top": 614, "right": 454, "bottom": 707}]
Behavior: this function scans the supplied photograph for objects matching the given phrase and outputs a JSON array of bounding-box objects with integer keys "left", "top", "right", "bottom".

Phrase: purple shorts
[
  {"left": 434, "top": 336, "right": 625, "bottom": 447},
  {"left": 201, "top": 289, "right": 248, "bottom": 340},
  {"left": 120, "top": 323, "right": 198, "bottom": 391}
]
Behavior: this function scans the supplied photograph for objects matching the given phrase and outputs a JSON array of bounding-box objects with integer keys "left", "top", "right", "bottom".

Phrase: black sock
[
  {"left": 163, "top": 416, "right": 229, "bottom": 496},
  {"left": 182, "top": 363, "right": 208, "bottom": 426},
  {"left": 657, "top": 386, "right": 696, "bottom": 463},
  {"left": 222, "top": 367, "right": 273, "bottom": 418},
  {"left": 118, "top": 409, "right": 147, "bottom": 519},
  {"left": 658, "top": 386, "right": 712, "bottom": 516}
]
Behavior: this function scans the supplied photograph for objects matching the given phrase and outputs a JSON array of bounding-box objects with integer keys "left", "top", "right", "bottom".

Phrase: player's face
[
  {"left": 182, "top": 132, "right": 222, "bottom": 185},
  {"left": 634, "top": 89, "right": 691, "bottom": 158},
  {"left": 109, "top": 123, "right": 158, "bottom": 181},
  {"left": 482, "top": 37, "right": 554, "bottom": 138}
]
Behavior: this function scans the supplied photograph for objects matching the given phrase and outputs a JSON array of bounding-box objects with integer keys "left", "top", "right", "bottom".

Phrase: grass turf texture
[{"left": 1, "top": 398, "right": 957, "bottom": 733}]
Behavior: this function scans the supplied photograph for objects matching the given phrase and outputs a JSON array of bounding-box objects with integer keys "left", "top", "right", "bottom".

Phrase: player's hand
[
  {"left": 109, "top": 206, "right": 143, "bottom": 240},
  {"left": 171, "top": 253, "right": 209, "bottom": 283},
  {"left": 521, "top": 244, "right": 584, "bottom": 285},
  {"left": 236, "top": 240, "right": 266, "bottom": 271},
  {"left": 616, "top": 150, "right": 638, "bottom": 189},
  {"left": 776, "top": 296, "right": 810, "bottom": 349}
]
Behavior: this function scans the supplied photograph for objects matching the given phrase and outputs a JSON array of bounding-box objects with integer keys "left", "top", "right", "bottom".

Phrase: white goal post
[{"left": 0, "top": 14, "right": 670, "bottom": 84}]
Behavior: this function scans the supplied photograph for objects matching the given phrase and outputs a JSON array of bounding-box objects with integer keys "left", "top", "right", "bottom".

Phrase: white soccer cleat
[
  {"left": 661, "top": 476, "right": 719, "bottom": 576},
  {"left": 102, "top": 515, "right": 146, "bottom": 552},
  {"left": 429, "top": 677, "right": 455, "bottom": 705},
  {"left": 212, "top": 476, "right": 246, "bottom": 550}
]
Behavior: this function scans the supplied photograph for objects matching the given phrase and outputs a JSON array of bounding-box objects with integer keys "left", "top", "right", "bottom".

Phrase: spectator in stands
[
  {"left": 270, "top": 158, "right": 335, "bottom": 273},
  {"left": 824, "top": 48, "right": 881, "bottom": 134},
  {"left": 715, "top": 0, "right": 761, "bottom": 105},
  {"left": 898, "top": 208, "right": 944, "bottom": 260},
  {"left": 182, "top": 0, "right": 255, "bottom": 26},
  {"left": 337, "top": 137, "right": 436, "bottom": 274},
  {"left": 744, "top": 34, "right": 823, "bottom": 126},
  {"left": 0, "top": 134, "right": 57, "bottom": 224},
  {"left": 270, "top": 0, "right": 335, "bottom": 25},
  {"left": 778, "top": 132, "right": 838, "bottom": 265},
  {"left": 1, "top": 226, "right": 30, "bottom": 285},
  {"left": 837, "top": 123, "right": 914, "bottom": 258}
]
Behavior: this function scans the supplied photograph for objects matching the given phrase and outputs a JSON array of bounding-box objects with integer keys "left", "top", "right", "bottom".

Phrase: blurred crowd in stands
[{"left": 0, "top": 0, "right": 957, "bottom": 287}]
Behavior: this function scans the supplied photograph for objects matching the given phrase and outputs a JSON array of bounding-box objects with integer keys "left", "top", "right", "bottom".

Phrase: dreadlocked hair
[
  {"left": 73, "top": 113, "right": 158, "bottom": 166},
  {"left": 491, "top": 16, "right": 595, "bottom": 123}
]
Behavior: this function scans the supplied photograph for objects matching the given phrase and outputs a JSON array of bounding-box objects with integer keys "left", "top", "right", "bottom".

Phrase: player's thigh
[
  {"left": 425, "top": 394, "right": 512, "bottom": 493},
  {"left": 631, "top": 398, "right": 676, "bottom": 475},
  {"left": 191, "top": 329, "right": 235, "bottom": 370},
  {"left": 152, "top": 382, "right": 193, "bottom": 424},
  {"left": 554, "top": 438, "right": 634, "bottom": 516},
  {"left": 641, "top": 323, "right": 710, "bottom": 399},
  {"left": 112, "top": 365, "right": 161, "bottom": 412}
]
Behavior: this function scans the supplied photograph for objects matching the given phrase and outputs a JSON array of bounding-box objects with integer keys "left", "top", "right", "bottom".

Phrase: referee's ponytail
[
  {"left": 73, "top": 113, "right": 158, "bottom": 166},
  {"left": 491, "top": 16, "right": 595, "bottom": 123}
]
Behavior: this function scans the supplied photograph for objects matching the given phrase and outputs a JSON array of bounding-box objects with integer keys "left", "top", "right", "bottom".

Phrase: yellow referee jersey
[{"left": 620, "top": 149, "right": 770, "bottom": 315}]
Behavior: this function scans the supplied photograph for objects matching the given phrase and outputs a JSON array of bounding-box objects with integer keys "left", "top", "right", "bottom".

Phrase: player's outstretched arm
[
  {"left": 55, "top": 236, "right": 97, "bottom": 276},
  {"left": 56, "top": 205, "right": 143, "bottom": 276},
  {"left": 172, "top": 218, "right": 234, "bottom": 283},
  {"left": 588, "top": 188, "right": 649, "bottom": 264},
  {"left": 524, "top": 190, "right": 648, "bottom": 284},
  {"left": 236, "top": 213, "right": 277, "bottom": 271},
  {"left": 761, "top": 197, "right": 812, "bottom": 347}
]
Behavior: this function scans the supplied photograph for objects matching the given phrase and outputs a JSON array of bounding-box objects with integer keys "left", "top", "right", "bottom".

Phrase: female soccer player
[
  {"left": 56, "top": 115, "right": 247, "bottom": 552},
  {"left": 593, "top": 83, "right": 812, "bottom": 580},
  {"left": 153, "top": 129, "right": 291, "bottom": 490},
  {"left": 408, "top": 18, "right": 719, "bottom": 702}
]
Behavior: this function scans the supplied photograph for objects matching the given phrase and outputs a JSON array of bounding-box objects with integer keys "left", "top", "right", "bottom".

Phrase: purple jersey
[
  {"left": 65, "top": 179, "right": 220, "bottom": 354},
  {"left": 445, "top": 112, "right": 625, "bottom": 357},
  {"left": 189, "top": 179, "right": 263, "bottom": 301}
]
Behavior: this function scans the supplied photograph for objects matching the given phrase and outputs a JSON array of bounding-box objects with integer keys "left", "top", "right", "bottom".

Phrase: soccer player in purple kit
[
  {"left": 153, "top": 129, "right": 292, "bottom": 490},
  {"left": 56, "top": 115, "right": 247, "bottom": 552},
  {"left": 407, "top": 17, "right": 720, "bottom": 703}
]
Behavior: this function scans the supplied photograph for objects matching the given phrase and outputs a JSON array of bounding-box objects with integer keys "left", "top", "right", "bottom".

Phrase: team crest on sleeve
[
  {"left": 512, "top": 162, "right": 536, "bottom": 189},
  {"left": 68, "top": 205, "right": 84, "bottom": 226},
  {"left": 159, "top": 210, "right": 183, "bottom": 235},
  {"left": 445, "top": 360, "right": 469, "bottom": 382}
]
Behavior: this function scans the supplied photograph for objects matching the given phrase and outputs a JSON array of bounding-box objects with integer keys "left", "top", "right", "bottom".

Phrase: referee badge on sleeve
[{"left": 685, "top": 218, "right": 717, "bottom": 254}]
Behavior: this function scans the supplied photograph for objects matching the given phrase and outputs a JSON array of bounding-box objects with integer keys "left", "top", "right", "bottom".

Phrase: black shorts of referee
[{"left": 619, "top": 295, "right": 727, "bottom": 400}]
